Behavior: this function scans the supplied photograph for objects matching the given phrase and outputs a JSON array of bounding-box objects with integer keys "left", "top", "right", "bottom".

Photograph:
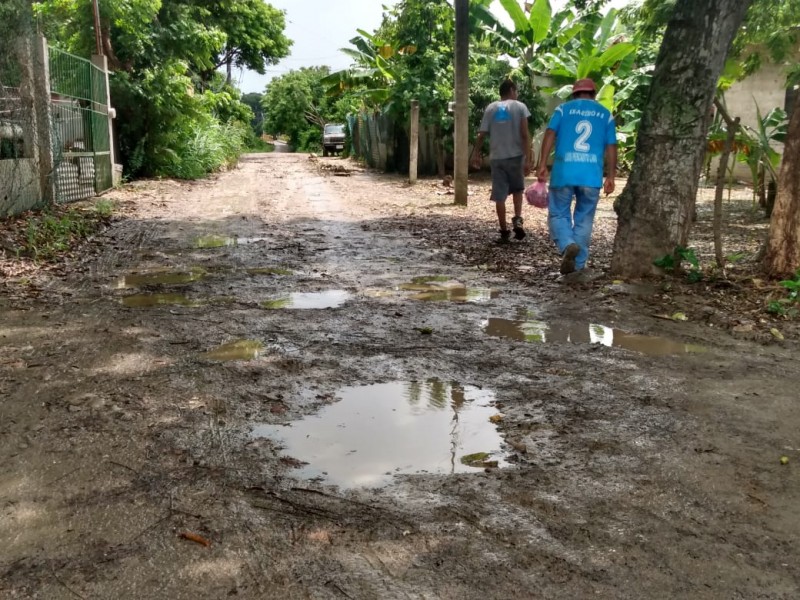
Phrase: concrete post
[
  {"left": 26, "top": 35, "right": 55, "bottom": 204},
  {"left": 91, "top": 52, "right": 118, "bottom": 177},
  {"left": 409, "top": 99, "right": 420, "bottom": 183}
]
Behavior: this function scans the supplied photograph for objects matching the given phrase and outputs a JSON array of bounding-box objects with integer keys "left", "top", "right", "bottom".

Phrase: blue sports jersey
[{"left": 546, "top": 99, "right": 617, "bottom": 188}]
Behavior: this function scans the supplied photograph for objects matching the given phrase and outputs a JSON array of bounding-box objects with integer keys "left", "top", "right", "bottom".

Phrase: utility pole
[{"left": 453, "top": 0, "right": 469, "bottom": 206}]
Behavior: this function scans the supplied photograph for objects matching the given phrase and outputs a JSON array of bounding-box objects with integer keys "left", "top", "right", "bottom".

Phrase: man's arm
[
  {"left": 603, "top": 144, "right": 617, "bottom": 195},
  {"left": 470, "top": 132, "right": 486, "bottom": 169},
  {"left": 536, "top": 129, "right": 555, "bottom": 182}
]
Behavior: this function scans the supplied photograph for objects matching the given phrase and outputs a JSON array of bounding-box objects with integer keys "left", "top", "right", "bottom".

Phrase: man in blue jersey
[
  {"left": 471, "top": 79, "right": 532, "bottom": 244},
  {"left": 536, "top": 78, "right": 617, "bottom": 274}
]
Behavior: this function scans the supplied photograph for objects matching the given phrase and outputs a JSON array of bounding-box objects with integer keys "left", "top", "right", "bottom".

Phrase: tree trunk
[
  {"left": 713, "top": 104, "right": 739, "bottom": 268},
  {"left": 764, "top": 92, "right": 800, "bottom": 277},
  {"left": 611, "top": 0, "right": 753, "bottom": 277}
]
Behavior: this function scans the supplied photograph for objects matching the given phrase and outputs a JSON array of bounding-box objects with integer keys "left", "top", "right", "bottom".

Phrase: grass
[{"left": 11, "top": 200, "right": 115, "bottom": 261}]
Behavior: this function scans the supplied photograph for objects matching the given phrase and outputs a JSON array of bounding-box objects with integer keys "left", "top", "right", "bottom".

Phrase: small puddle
[
  {"left": 201, "top": 339, "right": 264, "bottom": 361},
  {"left": 252, "top": 381, "right": 509, "bottom": 488},
  {"left": 117, "top": 267, "right": 206, "bottom": 288},
  {"left": 262, "top": 290, "right": 350, "bottom": 309},
  {"left": 484, "top": 318, "right": 704, "bottom": 356},
  {"left": 194, "top": 235, "right": 269, "bottom": 248},
  {"left": 121, "top": 293, "right": 202, "bottom": 308},
  {"left": 397, "top": 277, "right": 498, "bottom": 303}
]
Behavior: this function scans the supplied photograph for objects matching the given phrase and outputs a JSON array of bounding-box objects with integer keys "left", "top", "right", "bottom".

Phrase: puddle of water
[
  {"left": 121, "top": 293, "right": 202, "bottom": 308},
  {"left": 194, "top": 235, "right": 236, "bottom": 248},
  {"left": 117, "top": 267, "right": 206, "bottom": 289},
  {"left": 246, "top": 267, "right": 293, "bottom": 276},
  {"left": 201, "top": 339, "right": 264, "bottom": 361},
  {"left": 252, "top": 381, "right": 509, "bottom": 488},
  {"left": 262, "top": 290, "right": 350, "bottom": 309},
  {"left": 194, "top": 235, "right": 269, "bottom": 248},
  {"left": 484, "top": 318, "right": 704, "bottom": 356},
  {"left": 397, "top": 278, "right": 498, "bottom": 303}
]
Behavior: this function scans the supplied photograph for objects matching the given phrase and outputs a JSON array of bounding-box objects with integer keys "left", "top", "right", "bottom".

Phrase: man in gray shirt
[{"left": 470, "top": 79, "right": 532, "bottom": 244}]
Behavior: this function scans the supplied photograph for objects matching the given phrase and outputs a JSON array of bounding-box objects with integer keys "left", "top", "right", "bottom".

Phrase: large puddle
[
  {"left": 201, "top": 339, "right": 265, "bottom": 361},
  {"left": 484, "top": 318, "right": 704, "bottom": 356},
  {"left": 117, "top": 267, "right": 206, "bottom": 288},
  {"left": 262, "top": 290, "right": 350, "bottom": 309},
  {"left": 397, "top": 277, "right": 498, "bottom": 303},
  {"left": 194, "top": 235, "right": 270, "bottom": 248},
  {"left": 252, "top": 381, "right": 509, "bottom": 488}
]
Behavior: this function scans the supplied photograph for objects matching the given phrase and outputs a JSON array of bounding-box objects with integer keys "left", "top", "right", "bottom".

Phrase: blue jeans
[{"left": 548, "top": 186, "right": 601, "bottom": 270}]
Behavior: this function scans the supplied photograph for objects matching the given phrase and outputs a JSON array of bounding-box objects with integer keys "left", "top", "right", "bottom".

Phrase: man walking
[
  {"left": 471, "top": 79, "right": 532, "bottom": 244},
  {"left": 536, "top": 78, "right": 617, "bottom": 274}
]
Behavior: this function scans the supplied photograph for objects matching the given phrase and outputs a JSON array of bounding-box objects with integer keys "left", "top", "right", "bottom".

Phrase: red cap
[{"left": 572, "top": 78, "right": 597, "bottom": 94}]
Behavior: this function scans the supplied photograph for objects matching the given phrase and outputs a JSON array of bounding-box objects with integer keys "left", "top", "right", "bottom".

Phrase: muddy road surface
[{"left": 2, "top": 153, "right": 799, "bottom": 599}]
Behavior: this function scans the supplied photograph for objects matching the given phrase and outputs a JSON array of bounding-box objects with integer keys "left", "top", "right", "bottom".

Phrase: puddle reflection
[
  {"left": 252, "top": 381, "right": 509, "bottom": 488},
  {"left": 397, "top": 277, "right": 498, "bottom": 303},
  {"left": 117, "top": 268, "right": 206, "bottom": 288},
  {"left": 201, "top": 339, "right": 264, "bottom": 361},
  {"left": 484, "top": 318, "right": 704, "bottom": 356},
  {"left": 194, "top": 235, "right": 269, "bottom": 248},
  {"left": 262, "top": 290, "right": 350, "bottom": 309}
]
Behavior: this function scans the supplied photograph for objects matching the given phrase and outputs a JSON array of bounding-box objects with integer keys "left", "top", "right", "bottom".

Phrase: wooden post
[
  {"left": 409, "top": 99, "right": 419, "bottom": 183},
  {"left": 453, "top": 0, "right": 469, "bottom": 206}
]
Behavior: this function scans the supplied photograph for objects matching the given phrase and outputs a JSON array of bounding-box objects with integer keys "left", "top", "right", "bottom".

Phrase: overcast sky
[{"left": 235, "top": 0, "right": 636, "bottom": 94}]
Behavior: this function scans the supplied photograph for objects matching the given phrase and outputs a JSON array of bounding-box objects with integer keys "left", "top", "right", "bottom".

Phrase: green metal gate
[{"left": 48, "top": 47, "right": 112, "bottom": 202}]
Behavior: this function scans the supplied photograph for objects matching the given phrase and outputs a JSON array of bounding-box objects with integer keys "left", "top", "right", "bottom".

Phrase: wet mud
[{"left": 1, "top": 153, "right": 798, "bottom": 599}]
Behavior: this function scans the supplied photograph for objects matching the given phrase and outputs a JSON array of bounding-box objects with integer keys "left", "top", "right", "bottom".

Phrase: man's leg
[
  {"left": 509, "top": 157, "right": 526, "bottom": 240},
  {"left": 547, "top": 186, "right": 576, "bottom": 253},
  {"left": 572, "top": 186, "right": 601, "bottom": 269},
  {"left": 490, "top": 161, "right": 511, "bottom": 243}
]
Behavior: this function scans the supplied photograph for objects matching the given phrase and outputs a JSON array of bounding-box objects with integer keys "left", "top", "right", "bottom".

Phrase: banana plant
[
  {"left": 736, "top": 104, "right": 788, "bottom": 207},
  {"left": 321, "top": 30, "right": 404, "bottom": 109}
]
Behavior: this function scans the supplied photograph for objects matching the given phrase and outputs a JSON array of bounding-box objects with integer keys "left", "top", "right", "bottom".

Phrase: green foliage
[
  {"left": 767, "top": 270, "right": 800, "bottom": 317},
  {"left": 654, "top": 246, "right": 703, "bottom": 282},
  {"left": 35, "top": 0, "right": 289, "bottom": 179},
  {"left": 19, "top": 206, "right": 110, "bottom": 261},
  {"left": 262, "top": 66, "right": 356, "bottom": 152}
]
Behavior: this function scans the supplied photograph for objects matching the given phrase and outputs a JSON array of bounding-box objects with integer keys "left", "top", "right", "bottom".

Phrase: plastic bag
[{"left": 525, "top": 181, "right": 548, "bottom": 209}]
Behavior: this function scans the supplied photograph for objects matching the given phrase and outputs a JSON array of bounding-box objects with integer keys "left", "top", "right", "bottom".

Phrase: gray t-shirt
[{"left": 478, "top": 99, "right": 531, "bottom": 160}]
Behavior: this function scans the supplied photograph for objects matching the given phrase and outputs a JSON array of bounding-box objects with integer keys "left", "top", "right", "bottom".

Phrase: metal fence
[{"left": 49, "top": 46, "right": 112, "bottom": 203}]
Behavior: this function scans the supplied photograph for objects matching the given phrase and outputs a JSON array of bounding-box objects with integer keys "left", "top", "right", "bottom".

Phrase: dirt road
[{"left": 2, "top": 153, "right": 798, "bottom": 599}]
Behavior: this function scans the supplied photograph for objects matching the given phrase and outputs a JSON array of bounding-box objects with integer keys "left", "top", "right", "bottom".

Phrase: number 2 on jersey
[{"left": 573, "top": 120, "right": 592, "bottom": 152}]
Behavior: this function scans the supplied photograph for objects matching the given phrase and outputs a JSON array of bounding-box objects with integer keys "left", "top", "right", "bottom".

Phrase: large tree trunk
[
  {"left": 611, "top": 0, "right": 753, "bottom": 277},
  {"left": 764, "top": 92, "right": 800, "bottom": 277}
]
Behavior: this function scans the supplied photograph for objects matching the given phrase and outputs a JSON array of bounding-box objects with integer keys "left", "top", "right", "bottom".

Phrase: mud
[{"left": 1, "top": 153, "right": 799, "bottom": 599}]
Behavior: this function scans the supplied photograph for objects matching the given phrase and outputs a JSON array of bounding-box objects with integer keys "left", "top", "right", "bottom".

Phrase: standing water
[{"left": 252, "top": 381, "right": 509, "bottom": 488}]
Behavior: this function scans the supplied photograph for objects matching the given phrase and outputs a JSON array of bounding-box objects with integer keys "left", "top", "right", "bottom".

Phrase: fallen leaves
[{"left": 179, "top": 531, "right": 211, "bottom": 547}]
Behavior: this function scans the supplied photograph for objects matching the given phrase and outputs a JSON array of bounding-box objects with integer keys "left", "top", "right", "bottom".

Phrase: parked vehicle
[{"left": 322, "top": 123, "right": 345, "bottom": 157}]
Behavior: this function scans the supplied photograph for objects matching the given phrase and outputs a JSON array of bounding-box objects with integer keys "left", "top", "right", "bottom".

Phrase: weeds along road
[{"left": 1, "top": 152, "right": 799, "bottom": 599}]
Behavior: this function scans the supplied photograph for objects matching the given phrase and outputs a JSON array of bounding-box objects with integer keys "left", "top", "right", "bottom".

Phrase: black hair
[{"left": 499, "top": 79, "right": 517, "bottom": 97}]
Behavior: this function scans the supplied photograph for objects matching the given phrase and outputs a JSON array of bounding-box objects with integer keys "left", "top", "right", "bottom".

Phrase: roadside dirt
[{"left": 1, "top": 153, "right": 798, "bottom": 599}]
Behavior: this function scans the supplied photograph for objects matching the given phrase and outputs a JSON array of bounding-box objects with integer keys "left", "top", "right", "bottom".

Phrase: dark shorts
[{"left": 490, "top": 155, "right": 525, "bottom": 202}]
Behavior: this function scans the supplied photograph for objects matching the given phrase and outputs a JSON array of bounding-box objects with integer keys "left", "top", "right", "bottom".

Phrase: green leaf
[
  {"left": 528, "top": 0, "right": 552, "bottom": 44},
  {"left": 597, "top": 42, "right": 636, "bottom": 69},
  {"left": 596, "top": 83, "right": 615, "bottom": 111},
  {"left": 497, "top": 0, "right": 530, "bottom": 32}
]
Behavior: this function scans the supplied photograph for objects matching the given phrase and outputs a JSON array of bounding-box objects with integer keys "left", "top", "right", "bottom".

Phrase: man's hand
[
  {"left": 470, "top": 153, "right": 482, "bottom": 170},
  {"left": 524, "top": 159, "right": 532, "bottom": 177},
  {"left": 603, "top": 177, "right": 615, "bottom": 195},
  {"left": 536, "top": 164, "right": 547, "bottom": 182}
]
